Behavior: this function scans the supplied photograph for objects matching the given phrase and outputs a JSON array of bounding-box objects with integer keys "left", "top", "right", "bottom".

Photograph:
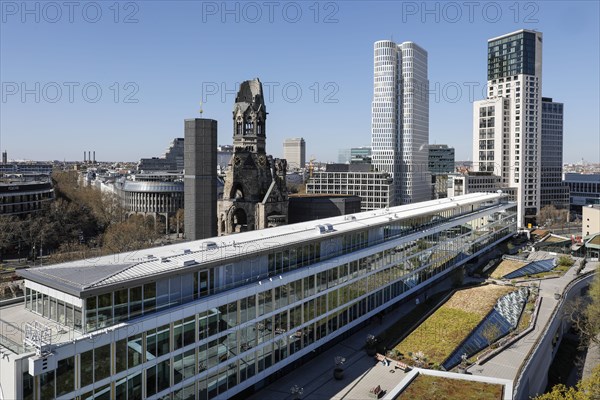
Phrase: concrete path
[{"left": 467, "top": 257, "right": 598, "bottom": 383}]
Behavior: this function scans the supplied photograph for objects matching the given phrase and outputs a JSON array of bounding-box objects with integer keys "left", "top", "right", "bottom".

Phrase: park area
[
  {"left": 396, "top": 374, "right": 503, "bottom": 400},
  {"left": 392, "top": 284, "right": 515, "bottom": 366}
]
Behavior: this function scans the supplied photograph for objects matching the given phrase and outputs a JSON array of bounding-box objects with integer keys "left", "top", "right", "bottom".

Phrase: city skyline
[{"left": 1, "top": 2, "right": 599, "bottom": 164}]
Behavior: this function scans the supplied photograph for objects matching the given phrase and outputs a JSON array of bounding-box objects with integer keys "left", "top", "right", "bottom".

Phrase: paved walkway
[{"left": 467, "top": 256, "right": 598, "bottom": 382}]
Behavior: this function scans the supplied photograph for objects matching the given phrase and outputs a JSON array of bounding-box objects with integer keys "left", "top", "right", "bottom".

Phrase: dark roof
[{"left": 19, "top": 262, "right": 134, "bottom": 296}]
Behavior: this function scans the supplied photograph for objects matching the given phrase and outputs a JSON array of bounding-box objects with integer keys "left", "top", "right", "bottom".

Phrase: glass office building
[{"left": 0, "top": 193, "right": 516, "bottom": 400}]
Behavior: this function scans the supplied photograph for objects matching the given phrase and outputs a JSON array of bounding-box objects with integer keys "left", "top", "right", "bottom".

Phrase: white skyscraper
[
  {"left": 371, "top": 40, "right": 430, "bottom": 206},
  {"left": 472, "top": 29, "right": 543, "bottom": 227}
]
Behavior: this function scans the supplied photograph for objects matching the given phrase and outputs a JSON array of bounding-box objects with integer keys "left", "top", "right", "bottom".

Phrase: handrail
[{"left": 512, "top": 269, "right": 596, "bottom": 398}]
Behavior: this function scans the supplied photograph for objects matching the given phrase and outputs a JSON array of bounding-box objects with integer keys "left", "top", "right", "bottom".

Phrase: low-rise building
[
  {"left": 429, "top": 145, "right": 455, "bottom": 199},
  {"left": 114, "top": 172, "right": 185, "bottom": 230},
  {"left": 138, "top": 139, "right": 184, "bottom": 172},
  {"left": 0, "top": 192, "right": 516, "bottom": 400},
  {"left": 288, "top": 194, "right": 361, "bottom": 223},
  {"left": 306, "top": 164, "right": 393, "bottom": 210},
  {"left": 564, "top": 173, "right": 600, "bottom": 216},
  {"left": 0, "top": 175, "right": 54, "bottom": 215},
  {"left": 582, "top": 205, "right": 600, "bottom": 237},
  {"left": 447, "top": 172, "right": 501, "bottom": 198}
]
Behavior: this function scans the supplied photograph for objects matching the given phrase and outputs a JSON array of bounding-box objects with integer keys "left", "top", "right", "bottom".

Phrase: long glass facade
[
  {"left": 28, "top": 203, "right": 516, "bottom": 399},
  {"left": 15, "top": 195, "right": 516, "bottom": 400}
]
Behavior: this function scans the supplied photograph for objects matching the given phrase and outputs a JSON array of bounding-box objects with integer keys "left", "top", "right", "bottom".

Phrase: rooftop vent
[
  {"left": 315, "top": 225, "right": 326, "bottom": 234},
  {"left": 160, "top": 257, "right": 170, "bottom": 263},
  {"left": 181, "top": 260, "right": 196, "bottom": 267},
  {"left": 203, "top": 242, "right": 218, "bottom": 250},
  {"left": 344, "top": 215, "right": 356, "bottom": 221},
  {"left": 183, "top": 249, "right": 192, "bottom": 255},
  {"left": 324, "top": 223, "right": 334, "bottom": 232}
]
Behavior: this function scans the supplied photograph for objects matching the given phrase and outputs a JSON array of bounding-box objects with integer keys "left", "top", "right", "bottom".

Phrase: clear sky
[{"left": 1, "top": 0, "right": 598, "bottom": 163}]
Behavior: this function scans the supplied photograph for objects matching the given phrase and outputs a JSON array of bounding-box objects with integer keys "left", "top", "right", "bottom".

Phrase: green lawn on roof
[
  {"left": 397, "top": 374, "right": 503, "bottom": 400},
  {"left": 394, "top": 285, "right": 514, "bottom": 365}
]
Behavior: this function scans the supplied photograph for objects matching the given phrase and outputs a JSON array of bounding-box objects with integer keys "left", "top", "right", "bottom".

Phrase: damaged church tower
[{"left": 218, "top": 78, "right": 288, "bottom": 235}]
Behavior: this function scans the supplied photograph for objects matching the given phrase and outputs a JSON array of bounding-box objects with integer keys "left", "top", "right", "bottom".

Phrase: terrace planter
[
  {"left": 366, "top": 346, "right": 377, "bottom": 357},
  {"left": 333, "top": 367, "right": 344, "bottom": 380}
]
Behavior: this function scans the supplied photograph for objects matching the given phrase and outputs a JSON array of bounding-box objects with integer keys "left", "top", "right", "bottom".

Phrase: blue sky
[{"left": 1, "top": 1, "right": 599, "bottom": 163}]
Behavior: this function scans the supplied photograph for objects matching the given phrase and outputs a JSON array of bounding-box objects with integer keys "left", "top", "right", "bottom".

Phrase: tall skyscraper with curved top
[{"left": 371, "top": 40, "right": 430, "bottom": 206}]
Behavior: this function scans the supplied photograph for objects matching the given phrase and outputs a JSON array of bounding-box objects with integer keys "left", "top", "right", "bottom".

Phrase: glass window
[
  {"left": 157, "top": 359, "right": 170, "bottom": 393},
  {"left": 57, "top": 300, "right": 65, "bottom": 324},
  {"left": 115, "top": 339, "right": 128, "bottom": 373},
  {"left": 80, "top": 349, "right": 94, "bottom": 388},
  {"left": 114, "top": 289, "right": 128, "bottom": 323},
  {"left": 156, "top": 324, "right": 170, "bottom": 357},
  {"left": 97, "top": 293, "right": 113, "bottom": 328},
  {"left": 94, "top": 383, "right": 111, "bottom": 400},
  {"left": 66, "top": 303, "right": 74, "bottom": 328},
  {"left": 198, "top": 312, "right": 208, "bottom": 340},
  {"left": 174, "top": 383, "right": 195, "bottom": 400},
  {"left": 207, "top": 310, "right": 218, "bottom": 337},
  {"left": 128, "top": 372, "right": 143, "bottom": 400},
  {"left": 146, "top": 365, "right": 157, "bottom": 397},
  {"left": 74, "top": 306, "right": 83, "bottom": 331},
  {"left": 95, "top": 344, "right": 111, "bottom": 382},
  {"left": 207, "top": 339, "right": 220, "bottom": 368},
  {"left": 170, "top": 275, "right": 182, "bottom": 306},
  {"left": 35, "top": 291, "right": 42, "bottom": 313},
  {"left": 50, "top": 297, "right": 57, "bottom": 320},
  {"left": 22, "top": 372, "right": 34, "bottom": 400},
  {"left": 147, "top": 327, "right": 157, "bottom": 359},
  {"left": 183, "top": 316, "right": 195, "bottom": 347},
  {"left": 174, "top": 320, "right": 184, "bottom": 351},
  {"left": 143, "top": 282, "right": 156, "bottom": 314},
  {"left": 225, "top": 302, "right": 237, "bottom": 327},
  {"left": 156, "top": 280, "right": 170, "bottom": 311},
  {"left": 128, "top": 333, "right": 143, "bottom": 367},
  {"left": 129, "top": 286, "right": 142, "bottom": 319},
  {"left": 40, "top": 370, "right": 55, "bottom": 399},
  {"left": 115, "top": 378, "right": 127, "bottom": 400},
  {"left": 199, "top": 271, "right": 209, "bottom": 297},
  {"left": 182, "top": 273, "right": 194, "bottom": 303},
  {"left": 55, "top": 356, "right": 75, "bottom": 396},
  {"left": 268, "top": 253, "right": 275, "bottom": 275},
  {"left": 42, "top": 294, "right": 49, "bottom": 318}
]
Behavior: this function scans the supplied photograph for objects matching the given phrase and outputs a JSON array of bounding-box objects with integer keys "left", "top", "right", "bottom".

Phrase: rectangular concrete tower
[{"left": 184, "top": 118, "right": 217, "bottom": 240}]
